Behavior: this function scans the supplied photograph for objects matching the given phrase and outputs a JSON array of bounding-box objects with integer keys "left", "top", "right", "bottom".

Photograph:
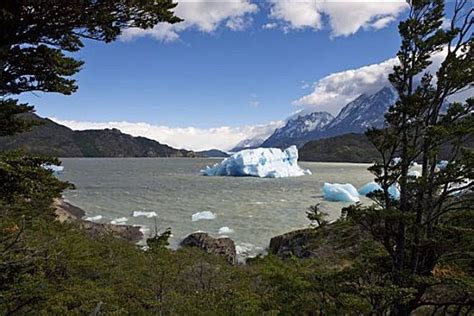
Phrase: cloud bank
[
  {"left": 294, "top": 48, "right": 467, "bottom": 115},
  {"left": 121, "top": 0, "right": 408, "bottom": 42},
  {"left": 268, "top": 0, "right": 408, "bottom": 37},
  {"left": 51, "top": 119, "right": 283, "bottom": 152},
  {"left": 121, "top": 0, "right": 258, "bottom": 42}
]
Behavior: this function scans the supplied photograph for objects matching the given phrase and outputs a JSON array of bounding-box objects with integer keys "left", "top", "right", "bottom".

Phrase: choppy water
[{"left": 59, "top": 158, "right": 375, "bottom": 257}]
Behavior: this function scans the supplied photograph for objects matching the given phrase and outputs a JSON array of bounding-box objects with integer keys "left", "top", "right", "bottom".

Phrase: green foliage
[
  {"left": 306, "top": 204, "right": 329, "bottom": 227},
  {"left": 346, "top": 0, "right": 473, "bottom": 313}
]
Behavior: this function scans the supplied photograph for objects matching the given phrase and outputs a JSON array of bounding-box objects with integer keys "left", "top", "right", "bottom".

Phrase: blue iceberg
[
  {"left": 437, "top": 160, "right": 449, "bottom": 170},
  {"left": 201, "top": 146, "right": 311, "bottom": 178},
  {"left": 359, "top": 181, "right": 400, "bottom": 200},
  {"left": 322, "top": 183, "right": 360, "bottom": 202},
  {"left": 358, "top": 181, "right": 382, "bottom": 196}
]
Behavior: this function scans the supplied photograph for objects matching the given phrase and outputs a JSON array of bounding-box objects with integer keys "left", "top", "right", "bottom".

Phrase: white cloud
[
  {"left": 295, "top": 57, "right": 398, "bottom": 114},
  {"left": 262, "top": 22, "right": 278, "bottom": 29},
  {"left": 268, "top": 0, "right": 408, "bottom": 37},
  {"left": 121, "top": 0, "right": 258, "bottom": 42},
  {"left": 295, "top": 47, "right": 471, "bottom": 115},
  {"left": 51, "top": 119, "right": 283, "bottom": 152}
]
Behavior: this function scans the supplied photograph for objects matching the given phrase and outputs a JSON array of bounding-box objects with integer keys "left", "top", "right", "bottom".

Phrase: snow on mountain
[
  {"left": 322, "top": 86, "right": 397, "bottom": 137},
  {"left": 261, "top": 112, "right": 334, "bottom": 148},
  {"left": 230, "top": 136, "right": 267, "bottom": 152},
  {"left": 260, "top": 86, "right": 398, "bottom": 148}
]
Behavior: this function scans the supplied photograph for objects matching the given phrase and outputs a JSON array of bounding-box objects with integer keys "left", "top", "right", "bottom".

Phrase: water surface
[{"left": 59, "top": 158, "right": 375, "bottom": 256}]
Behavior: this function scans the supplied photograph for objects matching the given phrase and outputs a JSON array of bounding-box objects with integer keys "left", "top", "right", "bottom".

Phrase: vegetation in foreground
[{"left": 1, "top": 0, "right": 473, "bottom": 315}]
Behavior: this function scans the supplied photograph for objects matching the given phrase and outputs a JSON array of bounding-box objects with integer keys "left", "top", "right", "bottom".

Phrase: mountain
[
  {"left": 320, "top": 86, "right": 397, "bottom": 138},
  {"left": 260, "top": 86, "right": 398, "bottom": 149},
  {"left": 197, "top": 149, "right": 229, "bottom": 158},
  {"left": 300, "top": 132, "right": 473, "bottom": 163},
  {"left": 0, "top": 114, "right": 198, "bottom": 157},
  {"left": 230, "top": 137, "right": 266, "bottom": 152},
  {"left": 261, "top": 112, "right": 334, "bottom": 148}
]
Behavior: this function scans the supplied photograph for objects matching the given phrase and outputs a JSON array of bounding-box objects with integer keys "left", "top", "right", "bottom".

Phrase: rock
[
  {"left": 269, "top": 222, "right": 366, "bottom": 264},
  {"left": 180, "top": 232, "right": 237, "bottom": 264},
  {"left": 53, "top": 198, "right": 142, "bottom": 243}
]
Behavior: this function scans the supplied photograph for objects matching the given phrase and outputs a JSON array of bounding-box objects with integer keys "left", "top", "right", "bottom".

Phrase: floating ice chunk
[
  {"left": 84, "top": 215, "right": 102, "bottom": 222},
  {"left": 358, "top": 181, "right": 382, "bottom": 196},
  {"left": 192, "top": 211, "right": 216, "bottom": 222},
  {"left": 359, "top": 181, "right": 400, "bottom": 200},
  {"left": 111, "top": 217, "right": 128, "bottom": 225},
  {"left": 218, "top": 226, "right": 234, "bottom": 234},
  {"left": 42, "top": 164, "right": 64, "bottom": 174},
  {"left": 408, "top": 170, "right": 421, "bottom": 178},
  {"left": 132, "top": 211, "right": 157, "bottom": 218},
  {"left": 323, "top": 183, "right": 360, "bottom": 202},
  {"left": 437, "top": 160, "right": 449, "bottom": 170},
  {"left": 201, "top": 146, "right": 311, "bottom": 178},
  {"left": 388, "top": 184, "right": 400, "bottom": 200},
  {"left": 359, "top": 181, "right": 401, "bottom": 200},
  {"left": 391, "top": 157, "right": 402, "bottom": 165}
]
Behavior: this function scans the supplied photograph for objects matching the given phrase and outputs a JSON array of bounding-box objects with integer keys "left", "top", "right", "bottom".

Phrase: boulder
[{"left": 181, "top": 232, "right": 237, "bottom": 264}]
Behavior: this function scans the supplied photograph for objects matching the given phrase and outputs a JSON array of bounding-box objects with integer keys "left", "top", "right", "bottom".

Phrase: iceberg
[
  {"left": 42, "top": 164, "right": 64, "bottom": 174},
  {"left": 408, "top": 170, "right": 421, "bottom": 178},
  {"left": 218, "top": 226, "right": 234, "bottom": 235},
  {"left": 437, "top": 160, "right": 449, "bottom": 170},
  {"left": 201, "top": 145, "right": 311, "bottom": 178},
  {"left": 132, "top": 211, "right": 157, "bottom": 218},
  {"left": 191, "top": 211, "right": 216, "bottom": 222},
  {"left": 358, "top": 181, "right": 382, "bottom": 196},
  {"left": 110, "top": 217, "right": 128, "bottom": 225},
  {"left": 84, "top": 215, "right": 102, "bottom": 222},
  {"left": 359, "top": 181, "right": 401, "bottom": 200},
  {"left": 322, "top": 183, "right": 360, "bottom": 202}
]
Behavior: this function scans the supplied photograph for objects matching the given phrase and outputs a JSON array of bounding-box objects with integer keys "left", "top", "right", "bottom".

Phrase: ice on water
[
  {"left": 201, "top": 146, "right": 311, "bottom": 178},
  {"left": 133, "top": 211, "right": 157, "bottom": 218},
  {"left": 358, "top": 181, "right": 400, "bottom": 200},
  {"left": 191, "top": 211, "right": 216, "bottom": 222},
  {"left": 322, "top": 183, "right": 360, "bottom": 202}
]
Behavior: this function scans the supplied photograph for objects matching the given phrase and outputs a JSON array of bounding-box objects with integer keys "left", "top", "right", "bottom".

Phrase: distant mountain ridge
[
  {"left": 244, "top": 86, "right": 398, "bottom": 149},
  {"left": 0, "top": 114, "right": 198, "bottom": 157},
  {"left": 261, "top": 111, "right": 334, "bottom": 148}
]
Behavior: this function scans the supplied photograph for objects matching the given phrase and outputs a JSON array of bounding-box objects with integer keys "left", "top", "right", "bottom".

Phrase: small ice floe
[
  {"left": 132, "top": 211, "right": 158, "bottom": 218},
  {"left": 84, "top": 215, "right": 102, "bottom": 222},
  {"left": 191, "top": 211, "right": 216, "bottom": 222},
  {"left": 391, "top": 157, "right": 402, "bottom": 165},
  {"left": 139, "top": 226, "right": 150, "bottom": 235},
  {"left": 42, "top": 164, "right": 64, "bottom": 174},
  {"left": 201, "top": 146, "right": 311, "bottom": 178},
  {"left": 437, "top": 160, "right": 449, "bottom": 170},
  {"left": 408, "top": 170, "right": 421, "bottom": 178},
  {"left": 322, "top": 183, "right": 360, "bottom": 203},
  {"left": 218, "top": 226, "right": 234, "bottom": 235},
  {"left": 110, "top": 217, "right": 128, "bottom": 225},
  {"left": 358, "top": 181, "right": 400, "bottom": 200},
  {"left": 358, "top": 181, "right": 382, "bottom": 196}
]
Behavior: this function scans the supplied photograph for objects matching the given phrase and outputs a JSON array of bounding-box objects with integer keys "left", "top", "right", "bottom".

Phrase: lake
[{"left": 59, "top": 158, "right": 375, "bottom": 257}]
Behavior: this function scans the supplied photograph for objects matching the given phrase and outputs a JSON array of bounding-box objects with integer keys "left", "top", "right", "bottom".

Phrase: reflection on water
[{"left": 59, "top": 158, "right": 375, "bottom": 257}]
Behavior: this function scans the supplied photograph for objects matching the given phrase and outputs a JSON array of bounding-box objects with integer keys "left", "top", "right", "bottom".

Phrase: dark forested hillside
[
  {"left": 0, "top": 114, "right": 198, "bottom": 157},
  {"left": 299, "top": 133, "right": 379, "bottom": 162}
]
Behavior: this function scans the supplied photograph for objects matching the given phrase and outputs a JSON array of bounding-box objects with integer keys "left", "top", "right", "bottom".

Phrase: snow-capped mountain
[
  {"left": 321, "top": 86, "right": 397, "bottom": 137},
  {"left": 259, "top": 86, "right": 398, "bottom": 149},
  {"left": 230, "top": 137, "right": 266, "bottom": 152},
  {"left": 261, "top": 112, "right": 334, "bottom": 148}
]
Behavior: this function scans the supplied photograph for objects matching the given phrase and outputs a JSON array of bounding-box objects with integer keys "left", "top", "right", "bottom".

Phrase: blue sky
[{"left": 19, "top": 0, "right": 413, "bottom": 150}]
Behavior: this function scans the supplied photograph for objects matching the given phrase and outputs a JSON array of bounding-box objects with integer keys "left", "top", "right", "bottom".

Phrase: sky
[{"left": 19, "top": 0, "right": 417, "bottom": 151}]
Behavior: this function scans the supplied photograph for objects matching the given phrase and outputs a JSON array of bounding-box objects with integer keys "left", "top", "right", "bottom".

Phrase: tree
[
  {"left": 344, "top": 0, "right": 473, "bottom": 314},
  {"left": 0, "top": 0, "right": 181, "bottom": 135}
]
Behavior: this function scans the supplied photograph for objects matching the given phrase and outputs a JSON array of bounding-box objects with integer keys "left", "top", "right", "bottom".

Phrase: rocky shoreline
[
  {"left": 54, "top": 199, "right": 143, "bottom": 243},
  {"left": 54, "top": 199, "right": 360, "bottom": 265}
]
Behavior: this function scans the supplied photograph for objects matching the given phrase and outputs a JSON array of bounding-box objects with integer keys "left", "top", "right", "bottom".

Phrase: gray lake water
[{"left": 59, "top": 158, "right": 375, "bottom": 257}]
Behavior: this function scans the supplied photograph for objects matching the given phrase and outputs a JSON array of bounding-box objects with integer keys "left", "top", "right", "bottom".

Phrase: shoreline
[{"left": 54, "top": 198, "right": 143, "bottom": 243}]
